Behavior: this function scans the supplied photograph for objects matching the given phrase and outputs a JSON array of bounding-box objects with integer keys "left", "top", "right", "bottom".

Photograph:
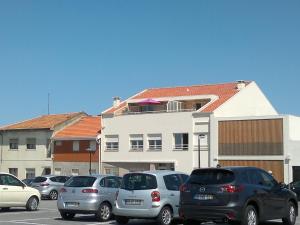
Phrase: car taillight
[
  {"left": 179, "top": 184, "right": 189, "bottom": 192},
  {"left": 60, "top": 188, "right": 67, "bottom": 193},
  {"left": 151, "top": 191, "right": 160, "bottom": 202},
  {"left": 221, "top": 185, "right": 244, "bottom": 193},
  {"left": 82, "top": 189, "right": 98, "bottom": 193},
  {"left": 40, "top": 182, "right": 49, "bottom": 187}
]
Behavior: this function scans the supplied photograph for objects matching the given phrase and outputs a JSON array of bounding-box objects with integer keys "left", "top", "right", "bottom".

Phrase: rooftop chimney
[
  {"left": 113, "top": 96, "right": 121, "bottom": 108},
  {"left": 236, "top": 80, "right": 246, "bottom": 90}
]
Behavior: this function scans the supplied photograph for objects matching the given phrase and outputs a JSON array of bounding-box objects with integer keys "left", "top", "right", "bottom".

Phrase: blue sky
[{"left": 0, "top": 1, "right": 299, "bottom": 126}]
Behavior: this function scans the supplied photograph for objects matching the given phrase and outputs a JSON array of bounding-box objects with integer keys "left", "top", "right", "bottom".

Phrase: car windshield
[
  {"left": 188, "top": 169, "right": 235, "bottom": 185},
  {"left": 121, "top": 173, "right": 157, "bottom": 190},
  {"left": 33, "top": 177, "right": 47, "bottom": 183},
  {"left": 64, "top": 176, "right": 96, "bottom": 187}
]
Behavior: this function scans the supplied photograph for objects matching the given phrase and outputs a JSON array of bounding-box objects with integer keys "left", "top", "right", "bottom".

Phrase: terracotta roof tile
[
  {"left": 103, "top": 81, "right": 251, "bottom": 114},
  {"left": 54, "top": 116, "right": 101, "bottom": 139},
  {"left": 0, "top": 112, "right": 85, "bottom": 130}
]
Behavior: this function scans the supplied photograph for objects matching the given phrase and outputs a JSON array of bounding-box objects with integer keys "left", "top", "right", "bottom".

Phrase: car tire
[
  {"left": 95, "top": 202, "right": 112, "bottom": 222},
  {"left": 241, "top": 205, "right": 258, "bottom": 225},
  {"left": 183, "top": 219, "right": 199, "bottom": 225},
  {"left": 115, "top": 216, "right": 129, "bottom": 224},
  {"left": 60, "top": 211, "right": 75, "bottom": 220},
  {"left": 49, "top": 190, "right": 58, "bottom": 200},
  {"left": 157, "top": 206, "right": 173, "bottom": 225},
  {"left": 26, "top": 196, "right": 39, "bottom": 211},
  {"left": 282, "top": 201, "right": 296, "bottom": 225}
]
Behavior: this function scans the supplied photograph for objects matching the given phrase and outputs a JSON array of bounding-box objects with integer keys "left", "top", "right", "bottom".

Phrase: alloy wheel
[
  {"left": 247, "top": 209, "right": 257, "bottom": 225},
  {"left": 289, "top": 204, "right": 296, "bottom": 224},
  {"left": 100, "top": 204, "right": 111, "bottom": 220},
  {"left": 161, "top": 208, "right": 172, "bottom": 225}
]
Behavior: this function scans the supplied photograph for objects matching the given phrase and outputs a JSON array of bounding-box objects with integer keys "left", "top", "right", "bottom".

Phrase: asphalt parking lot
[{"left": 0, "top": 200, "right": 299, "bottom": 225}]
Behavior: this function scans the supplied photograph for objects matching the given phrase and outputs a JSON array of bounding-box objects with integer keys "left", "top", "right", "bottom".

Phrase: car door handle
[
  {"left": 170, "top": 194, "right": 175, "bottom": 196},
  {"left": 2, "top": 188, "right": 8, "bottom": 190}
]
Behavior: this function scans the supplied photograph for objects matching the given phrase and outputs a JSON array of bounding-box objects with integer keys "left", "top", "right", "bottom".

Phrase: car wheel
[
  {"left": 95, "top": 202, "right": 112, "bottom": 222},
  {"left": 282, "top": 201, "right": 296, "bottom": 225},
  {"left": 60, "top": 211, "right": 75, "bottom": 220},
  {"left": 115, "top": 216, "right": 129, "bottom": 224},
  {"left": 183, "top": 219, "right": 199, "bottom": 225},
  {"left": 157, "top": 206, "right": 173, "bottom": 225},
  {"left": 26, "top": 196, "right": 39, "bottom": 211},
  {"left": 49, "top": 190, "right": 58, "bottom": 200},
  {"left": 242, "top": 205, "right": 258, "bottom": 225}
]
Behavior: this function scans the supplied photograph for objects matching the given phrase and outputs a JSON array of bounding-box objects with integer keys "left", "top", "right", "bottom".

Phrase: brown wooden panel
[
  {"left": 219, "top": 119, "right": 283, "bottom": 155},
  {"left": 219, "top": 160, "right": 284, "bottom": 182}
]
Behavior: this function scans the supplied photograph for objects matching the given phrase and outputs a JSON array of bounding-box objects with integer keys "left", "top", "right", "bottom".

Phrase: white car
[{"left": 0, "top": 172, "right": 41, "bottom": 211}]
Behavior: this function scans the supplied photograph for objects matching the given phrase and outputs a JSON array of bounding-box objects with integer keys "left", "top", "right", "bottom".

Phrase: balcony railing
[
  {"left": 148, "top": 145, "right": 162, "bottom": 151},
  {"left": 130, "top": 145, "right": 143, "bottom": 151},
  {"left": 173, "top": 144, "right": 189, "bottom": 150}
]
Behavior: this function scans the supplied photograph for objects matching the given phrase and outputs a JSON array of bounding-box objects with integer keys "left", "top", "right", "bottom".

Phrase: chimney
[
  {"left": 113, "top": 96, "right": 121, "bottom": 108},
  {"left": 236, "top": 80, "right": 246, "bottom": 90}
]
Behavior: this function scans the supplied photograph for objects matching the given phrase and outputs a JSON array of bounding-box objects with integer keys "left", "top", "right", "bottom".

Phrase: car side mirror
[{"left": 279, "top": 182, "right": 286, "bottom": 189}]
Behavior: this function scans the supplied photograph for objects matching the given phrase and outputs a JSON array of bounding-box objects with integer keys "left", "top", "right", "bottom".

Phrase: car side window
[
  {"left": 259, "top": 170, "right": 278, "bottom": 188},
  {"left": 239, "top": 170, "right": 250, "bottom": 184},
  {"left": 100, "top": 177, "right": 120, "bottom": 188},
  {"left": 247, "top": 170, "right": 263, "bottom": 185},
  {"left": 163, "top": 174, "right": 181, "bottom": 191},
  {"left": 50, "top": 177, "right": 58, "bottom": 182},
  {"left": 1, "top": 175, "right": 23, "bottom": 186},
  {"left": 180, "top": 174, "right": 189, "bottom": 183}
]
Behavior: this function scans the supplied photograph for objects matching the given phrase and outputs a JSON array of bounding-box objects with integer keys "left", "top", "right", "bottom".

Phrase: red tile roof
[
  {"left": 53, "top": 116, "right": 101, "bottom": 140},
  {"left": 0, "top": 112, "right": 85, "bottom": 130},
  {"left": 103, "top": 81, "right": 251, "bottom": 114}
]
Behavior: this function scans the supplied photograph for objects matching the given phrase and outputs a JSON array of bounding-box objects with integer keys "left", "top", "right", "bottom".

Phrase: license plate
[
  {"left": 125, "top": 199, "right": 143, "bottom": 205},
  {"left": 65, "top": 202, "right": 79, "bottom": 207},
  {"left": 194, "top": 194, "right": 214, "bottom": 200}
]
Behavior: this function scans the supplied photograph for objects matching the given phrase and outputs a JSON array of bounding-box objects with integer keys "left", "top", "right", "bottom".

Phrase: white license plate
[
  {"left": 194, "top": 194, "right": 214, "bottom": 200},
  {"left": 125, "top": 199, "right": 142, "bottom": 205},
  {"left": 65, "top": 202, "right": 79, "bottom": 207}
]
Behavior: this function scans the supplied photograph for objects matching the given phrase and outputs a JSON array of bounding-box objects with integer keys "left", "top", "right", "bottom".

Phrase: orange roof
[
  {"left": 0, "top": 112, "right": 85, "bottom": 130},
  {"left": 53, "top": 116, "right": 101, "bottom": 140},
  {"left": 104, "top": 81, "right": 251, "bottom": 114}
]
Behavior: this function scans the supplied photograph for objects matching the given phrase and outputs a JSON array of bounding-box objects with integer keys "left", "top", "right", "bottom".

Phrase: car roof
[
  {"left": 192, "top": 166, "right": 260, "bottom": 172},
  {"left": 125, "top": 170, "right": 187, "bottom": 176}
]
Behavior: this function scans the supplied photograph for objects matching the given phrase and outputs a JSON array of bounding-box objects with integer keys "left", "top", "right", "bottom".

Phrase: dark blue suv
[{"left": 179, "top": 167, "right": 298, "bottom": 225}]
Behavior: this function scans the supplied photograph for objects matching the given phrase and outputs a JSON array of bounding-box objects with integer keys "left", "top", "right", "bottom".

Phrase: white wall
[
  {"left": 0, "top": 130, "right": 52, "bottom": 179},
  {"left": 214, "top": 82, "right": 278, "bottom": 117},
  {"left": 102, "top": 112, "right": 210, "bottom": 174}
]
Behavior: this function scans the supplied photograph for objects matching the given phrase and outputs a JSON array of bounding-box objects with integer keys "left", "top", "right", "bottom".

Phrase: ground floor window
[
  {"left": 104, "top": 167, "right": 119, "bottom": 176},
  {"left": 71, "top": 169, "right": 79, "bottom": 176},
  {"left": 54, "top": 168, "right": 61, "bottom": 175},
  {"left": 9, "top": 168, "right": 18, "bottom": 177},
  {"left": 26, "top": 168, "right": 35, "bottom": 178}
]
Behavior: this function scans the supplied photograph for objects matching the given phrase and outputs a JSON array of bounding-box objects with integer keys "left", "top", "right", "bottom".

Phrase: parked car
[
  {"left": 288, "top": 181, "right": 300, "bottom": 200},
  {"left": 179, "top": 167, "right": 298, "bottom": 225},
  {"left": 22, "top": 178, "right": 35, "bottom": 186},
  {"left": 31, "top": 175, "right": 70, "bottom": 200},
  {"left": 0, "top": 172, "right": 40, "bottom": 211},
  {"left": 114, "top": 170, "right": 189, "bottom": 225},
  {"left": 57, "top": 174, "right": 121, "bottom": 222}
]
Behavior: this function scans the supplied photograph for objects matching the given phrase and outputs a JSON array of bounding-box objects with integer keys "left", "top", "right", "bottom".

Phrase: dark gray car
[
  {"left": 114, "top": 170, "right": 188, "bottom": 225},
  {"left": 57, "top": 174, "right": 122, "bottom": 222}
]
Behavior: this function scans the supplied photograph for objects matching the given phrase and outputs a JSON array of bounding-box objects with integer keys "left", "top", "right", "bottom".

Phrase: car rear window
[
  {"left": 188, "top": 169, "right": 235, "bottom": 185},
  {"left": 33, "top": 177, "right": 47, "bottom": 183},
  {"left": 121, "top": 173, "right": 157, "bottom": 190},
  {"left": 64, "top": 176, "right": 96, "bottom": 187}
]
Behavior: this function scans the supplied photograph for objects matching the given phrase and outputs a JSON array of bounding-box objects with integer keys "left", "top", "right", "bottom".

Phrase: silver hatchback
[
  {"left": 57, "top": 174, "right": 121, "bottom": 222},
  {"left": 114, "top": 170, "right": 188, "bottom": 225}
]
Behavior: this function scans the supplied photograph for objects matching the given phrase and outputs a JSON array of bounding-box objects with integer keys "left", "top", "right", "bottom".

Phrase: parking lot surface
[{"left": 0, "top": 200, "right": 299, "bottom": 225}]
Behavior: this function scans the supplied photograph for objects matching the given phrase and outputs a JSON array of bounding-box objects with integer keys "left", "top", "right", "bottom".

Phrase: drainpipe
[{"left": 0, "top": 131, "right": 3, "bottom": 170}]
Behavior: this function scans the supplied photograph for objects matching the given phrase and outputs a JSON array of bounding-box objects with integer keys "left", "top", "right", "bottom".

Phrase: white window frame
[
  {"left": 9, "top": 138, "right": 18, "bottom": 150},
  {"left": 173, "top": 133, "right": 189, "bottom": 150},
  {"left": 147, "top": 134, "right": 162, "bottom": 151},
  {"left": 71, "top": 169, "right": 79, "bottom": 176},
  {"left": 130, "top": 134, "right": 143, "bottom": 151},
  {"left": 167, "top": 101, "right": 182, "bottom": 112},
  {"left": 26, "top": 138, "right": 36, "bottom": 150},
  {"left": 105, "top": 135, "right": 119, "bottom": 151},
  {"left": 25, "top": 168, "right": 35, "bottom": 179},
  {"left": 73, "top": 141, "right": 79, "bottom": 152}
]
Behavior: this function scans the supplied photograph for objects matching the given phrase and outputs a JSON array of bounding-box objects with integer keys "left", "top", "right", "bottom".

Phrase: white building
[
  {"left": 100, "top": 81, "right": 300, "bottom": 181},
  {"left": 0, "top": 112, "right": 86, "bottom": 179}
]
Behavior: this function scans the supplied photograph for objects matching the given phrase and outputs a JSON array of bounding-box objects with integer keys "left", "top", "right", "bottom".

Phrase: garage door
[{"left": 219, "top": 160, "right": 284, "bottom": 182}]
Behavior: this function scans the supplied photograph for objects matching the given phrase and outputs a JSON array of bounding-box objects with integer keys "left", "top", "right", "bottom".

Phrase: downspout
[{"left": 0, "top": 131, "right": 3, "bottom": 170}]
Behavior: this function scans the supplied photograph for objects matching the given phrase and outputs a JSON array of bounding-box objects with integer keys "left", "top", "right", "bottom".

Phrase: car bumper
[
  {"left": 179, "top": 204, "right": 242, "bottom": 222},
  {"left": 57, "top": 197, "right": 100, "bottom": 213},
  {"left": 113, "top": 203, "right": 161, "bottom": 218}
]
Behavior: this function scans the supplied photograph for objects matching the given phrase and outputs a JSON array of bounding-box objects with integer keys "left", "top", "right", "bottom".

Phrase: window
[
  {"left": 89, "top": 141, "right": 97, "bottom": 151},
  {"left": 9, "top": 138, "right": 18, "bottom": 150},
  {"left": 167, "top": 101, "right": 182, "bottom": 112},
  {"left": 121, "top": 173, "right": 157, "bottom": 190},
  {"left": 46, "top": 139, "right": 51, "bottom": 158},
  {"left": 100, "top": 176, "right": 121, "bottom": 188},
  {"left": 55, "top": 141, "right": 62, "bottom": 146},
  {"left": 163, "top": 174, "right": 182, "bottom": 191},
  {"left": 189, "top": 169, "right": 235, "bottom": 185},
  {"left": 105, "top": 135, "right": 119, "bottom": 151},
  {"left": 65, "top": 176, "right": 96, "bottom": 187},
  {"left": 54, "top": 168, "right": 61, "bottom": 175},
  {"left": 130, "top": 134, "right": 143, "bottom": 151},
  {"left": 0, "top": 174, "right": 23, "bottom": 186},
  {"left": 26, "top": 168, "right": 35, "bottom": 179},
  {"left": 148, "top": 134, "right": 162, "bottom": 151},
  {"left": 73, "top": 141, "right": 79, "bottom": 152},
  {"left": 71, "top": 169, "right": 79, "bottom": 176},
  {"left": 9, "top": 168, "right": 18, "bottom": 177},
  {"left": 26, "top": 138, "right": 36, "bottom": 150},
  {"left": 104, "top": 167, "right": 119, "bottom": 176},
  {"left": 173, "top": 133, "right": 189, "bottom": 150},
  {"left": 259, "top": 170, "right": 278, "bottom": 188},
  {"left": 195, "top": 103, "right": 202, "bottom": 110}
]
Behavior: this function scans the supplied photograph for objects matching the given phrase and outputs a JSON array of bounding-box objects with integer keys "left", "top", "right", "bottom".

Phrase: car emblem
[{"left": 199, "top": 187, "right": 205, "bottom": 192}]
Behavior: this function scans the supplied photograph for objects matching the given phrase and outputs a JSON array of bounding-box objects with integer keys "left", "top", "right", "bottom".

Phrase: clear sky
[{"left": 0, "top": 0, "right": 299, "bottom": 126}]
